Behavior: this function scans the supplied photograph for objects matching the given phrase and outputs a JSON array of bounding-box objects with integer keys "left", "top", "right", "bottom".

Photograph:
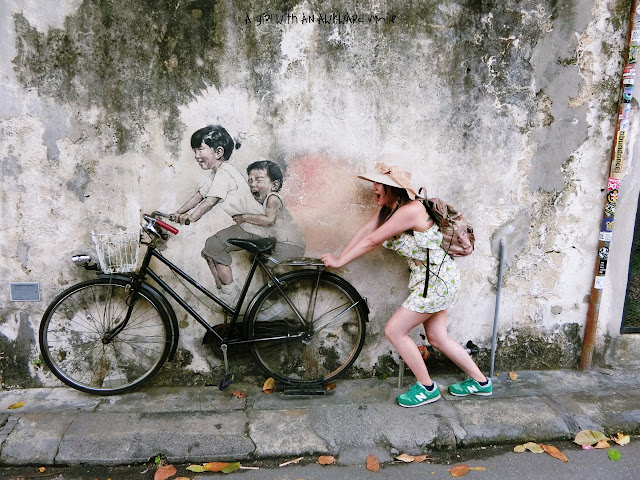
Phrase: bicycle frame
[{"left": 106, "top": 239, "right": 312, "bottom": 347}]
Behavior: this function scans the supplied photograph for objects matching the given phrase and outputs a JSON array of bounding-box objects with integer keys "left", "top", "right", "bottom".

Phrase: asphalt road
[{"left": 2, "top": 440, "right": 638, "bottom": 480}]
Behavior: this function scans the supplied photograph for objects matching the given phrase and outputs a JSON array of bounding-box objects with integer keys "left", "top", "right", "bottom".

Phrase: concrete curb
[{"left": 0, "top": 369, "right": 638, "bottom": 466}]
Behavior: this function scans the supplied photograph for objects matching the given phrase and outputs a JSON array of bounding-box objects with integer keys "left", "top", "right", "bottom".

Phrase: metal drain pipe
[
  {"left": 490, "top": 238, "right": 505, "bottom": 378},
  {"left": 580, "top": 0, "right": 639, "bottom": 371}
]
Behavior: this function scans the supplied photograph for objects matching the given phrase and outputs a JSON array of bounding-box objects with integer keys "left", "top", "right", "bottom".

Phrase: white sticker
[
  {"left": 594, "top": 276, "right": 606, "bottom": 290},
  {"left": 599, "top": 231, "right": 613, "bottom": 241},
  {"left": 633, "top": 30, "right": 640, "bottom": 42}
]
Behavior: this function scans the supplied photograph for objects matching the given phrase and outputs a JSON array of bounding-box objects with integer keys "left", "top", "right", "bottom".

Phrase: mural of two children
[{"left": 173, "top": 125, "right": 305, "bottom": 298}]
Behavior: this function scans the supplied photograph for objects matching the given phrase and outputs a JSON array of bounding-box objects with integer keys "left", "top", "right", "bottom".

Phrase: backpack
[{"left": 419, "top": 189, "right": 475, "bottom": 257}]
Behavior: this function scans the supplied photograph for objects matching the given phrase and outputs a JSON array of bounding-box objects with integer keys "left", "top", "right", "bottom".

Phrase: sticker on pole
[
  {"left": 607, "top": 177, "right": 620, "bottom": 191},
  {"left": 594, "top": 276, "right": 606, "bottom": 290},
  {"left": 598, "top": 260, "right": 608, "bottom": 275},
  {"left": 599, "top": 231, "right": 613, "bottom": 242}
]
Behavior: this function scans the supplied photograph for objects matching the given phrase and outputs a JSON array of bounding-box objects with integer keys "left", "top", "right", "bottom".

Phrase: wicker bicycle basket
[{"left": 90, "top": 229, "right": 141, "bottom": 274}]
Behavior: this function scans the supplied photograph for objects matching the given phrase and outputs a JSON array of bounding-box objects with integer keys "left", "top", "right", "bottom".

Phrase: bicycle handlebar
[
  {"left": 152, "top": 210, "right": 190, "bottom": 225},
  {"left": 156, "top": 219, "right": 178, "bottom": 235}
]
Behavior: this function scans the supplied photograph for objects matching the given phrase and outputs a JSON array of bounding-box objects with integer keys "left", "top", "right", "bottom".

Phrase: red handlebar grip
[{"left": 156, "top": 219, "right": 179, "bottom": 235}]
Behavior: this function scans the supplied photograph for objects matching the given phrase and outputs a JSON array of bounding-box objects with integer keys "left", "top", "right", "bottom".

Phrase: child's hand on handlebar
[{"left": 172, "top": 213, "right": 191, "bottom": 225}]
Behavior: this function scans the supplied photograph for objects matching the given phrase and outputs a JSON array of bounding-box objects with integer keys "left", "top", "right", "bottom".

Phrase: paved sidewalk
[{"left": 0, "top": 368, "right": 638, "bottom": 466}]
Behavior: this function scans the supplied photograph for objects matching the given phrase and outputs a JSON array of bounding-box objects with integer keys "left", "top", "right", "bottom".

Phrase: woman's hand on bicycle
[{"left": 321, "top": 253, "right": 342, "bottom": 268}]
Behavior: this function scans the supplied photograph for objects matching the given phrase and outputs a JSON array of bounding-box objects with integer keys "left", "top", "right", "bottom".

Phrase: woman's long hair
[{"left": 377, "top": 185, "right": 411, "bottom": 226}]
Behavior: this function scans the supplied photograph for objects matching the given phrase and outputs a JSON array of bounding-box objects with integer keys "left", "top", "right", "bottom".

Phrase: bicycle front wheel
[
  {"left": 245, "top": 270, "right": 367, "bottom": 384},
  {"left": 39, "top": 277, "right": 171, "bottom": 395}
]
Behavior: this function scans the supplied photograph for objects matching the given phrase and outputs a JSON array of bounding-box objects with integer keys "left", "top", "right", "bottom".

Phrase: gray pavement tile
[
  {"left": 251, "top": 378, "right": 396, "bottom": 410},
  {"left": 311, "top": 403, "right": 455, "bottom": 454},
  {"left": 0, "top": 413, "right": 77, "bottom": 465},
  {"left": 451, "top": 396, "right": 571, "bottom": 446},
  {"left": 56, "top": 411, "right": 254, "bottom": 465},
  {"left": 553, "top": 389, "right": 640, "bottom": 435},
  {"left": 248, "top": 408, "right": 329, "bottom": 457},
  {"left": 94, "top": 386, "right": 247, "bottom": 413},
  {"left": 0, "top": 388, "right": 101, "bottom": 413}
]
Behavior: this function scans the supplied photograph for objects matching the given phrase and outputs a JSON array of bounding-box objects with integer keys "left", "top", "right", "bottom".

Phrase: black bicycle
[{"left": 39, "top": 212, "right": 368, "bottom": 395}]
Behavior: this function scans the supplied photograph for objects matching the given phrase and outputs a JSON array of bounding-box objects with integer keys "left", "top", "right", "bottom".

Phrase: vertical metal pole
[
  {"left": 490, "top": 238, "right": 505, "bottom": 378},
  {"left": 580, "top": 0, "right": 640, "bottom": 371}
]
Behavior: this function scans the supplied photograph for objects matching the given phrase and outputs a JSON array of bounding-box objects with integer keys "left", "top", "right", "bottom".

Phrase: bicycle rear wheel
[
  {"left": 245, "top": 270, "right": 367, "bottom": 384},
  {"left": 39, "top": 277, "right": 171, "bottom": 395}
]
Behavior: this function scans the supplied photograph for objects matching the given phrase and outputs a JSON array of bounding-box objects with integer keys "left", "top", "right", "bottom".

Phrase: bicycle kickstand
[{"left": 218, "top": 344, "right": 234, "bottom": 390}]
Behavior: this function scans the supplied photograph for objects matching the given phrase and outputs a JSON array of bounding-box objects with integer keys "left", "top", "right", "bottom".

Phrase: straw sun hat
[{"left": 357, "top": 162, "right": 421, "bottom": 200}]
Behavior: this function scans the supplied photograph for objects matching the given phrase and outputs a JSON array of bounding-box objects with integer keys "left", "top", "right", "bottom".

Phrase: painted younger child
[{"left": 232, "top": 160, "right": 305, "bottom": 263}]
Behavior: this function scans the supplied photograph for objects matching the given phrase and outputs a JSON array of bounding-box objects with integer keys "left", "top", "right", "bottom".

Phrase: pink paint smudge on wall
[{"left": 281, "top": 155, "right": 375, "bottom": 256}]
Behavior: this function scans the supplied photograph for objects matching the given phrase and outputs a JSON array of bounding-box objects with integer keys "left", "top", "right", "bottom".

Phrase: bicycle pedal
[{"left": 218, "top": 373, "right": 234, "bottom": 390}]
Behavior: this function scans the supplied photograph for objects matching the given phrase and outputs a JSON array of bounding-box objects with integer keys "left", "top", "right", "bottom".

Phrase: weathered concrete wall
[{"left": 1, "top": 0, "right": 639, "bottom": 388}]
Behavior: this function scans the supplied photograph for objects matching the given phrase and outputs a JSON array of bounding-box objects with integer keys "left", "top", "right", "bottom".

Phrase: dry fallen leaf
[
  {"left": 540, "top": 444, "right": 569, "bottom": 462},
  {"left": 230, "top": 390, "right": 245, "bottom": 398},
  {"left": 221, "top": 462, "right": 241, "bottom": 473},
  {"left": 594, "top": 440, "right": 610, "bottom": 449},
  {"left": 413, "top": 455, "right": 430, "bottom": 463},
  {"left": 263, "top": 377, "right": 275, "bottom": 394},
  {"left": 612, "top": 433, "right": 631, "bottom": 446},
  {"left": 154, "top": 464, "right": 177, "bottom": 480},
  {"left": 317, "top": 455, "right": 337, "bottom": 465},
  {"left": 469, "top": 467, "right": 487, "bottom": 471},
  {"left": 523, "top": 442, "right": 544, "bottom": 453},
  {"left": 7, "top": 401, "right": 25, "bottom": 410},
  {"left": 509, "top": 371, "right": 518, "bottom": 380},
  {"left": 204, "top": 462, "right": 229, "bottom": 472},
  {"left": 325, "top": 383, "right": 336, "bottom": 391},
  {"left": 395, "top": 454, "right": 414, "bottom": 463},
  {"left": 513, "top": 445, "right": 526, "bottom": 453},
  {"left": 37, "top": 467, "right": 46, "bottom": 473},
  {"left": 574, "top": 430, "right": 607, "bottom": 446},
  {"left": 186, "top": 464, "right": 206, "bottom": 472},
  {"left": 366, "top": 454, "right": 380, "bottom": 472},
  {"left": 449, "top": 464, "right": 470, "bottom": 477}
]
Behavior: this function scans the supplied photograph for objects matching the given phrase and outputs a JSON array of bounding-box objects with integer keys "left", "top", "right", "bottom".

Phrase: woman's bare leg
[
  {"left": 385, "top": 307, "right": 433, "bottom": 385},
  {"left": 423, "top": 310, "right": 486, "bottom": 383}
]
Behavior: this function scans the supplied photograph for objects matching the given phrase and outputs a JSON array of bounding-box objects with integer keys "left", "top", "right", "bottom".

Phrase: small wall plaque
[{"left": 10, "top": 283, "right": 40, "bottom": 301}]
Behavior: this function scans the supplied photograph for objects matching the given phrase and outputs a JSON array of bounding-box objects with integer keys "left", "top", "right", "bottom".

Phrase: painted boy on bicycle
[{"left": 232, "top": 160, "right": 306, "bottom": 264}]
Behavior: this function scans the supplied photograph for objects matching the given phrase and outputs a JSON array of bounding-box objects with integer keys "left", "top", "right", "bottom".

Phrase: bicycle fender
[{"left": 98, "top": 274, "right": 180, "bottom": 359}]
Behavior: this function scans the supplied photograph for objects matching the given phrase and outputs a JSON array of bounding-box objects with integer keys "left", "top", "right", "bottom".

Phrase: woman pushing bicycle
[{"left": 321, "top": 161, "right": 491, "bottom": 407}]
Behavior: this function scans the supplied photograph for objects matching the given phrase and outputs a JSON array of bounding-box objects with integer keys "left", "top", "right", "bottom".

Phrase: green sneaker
[
  {"left": 397, "top": 382, "right": 441, "bottom": 408},
  {"left": 448, "top": 378, "right": 492, "bottom": 397}
]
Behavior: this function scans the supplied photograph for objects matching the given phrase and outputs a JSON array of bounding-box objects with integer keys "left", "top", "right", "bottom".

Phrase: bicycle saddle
[{"left": 228, "top": 237, "right": 276, "bottom": 254}]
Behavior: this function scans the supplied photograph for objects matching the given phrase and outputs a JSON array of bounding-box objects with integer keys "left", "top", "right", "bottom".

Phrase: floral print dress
[{"left": 382, "top": 225, "right": 460, "bottom": 313}]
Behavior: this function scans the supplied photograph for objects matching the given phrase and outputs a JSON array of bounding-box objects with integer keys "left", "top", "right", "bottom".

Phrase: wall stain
[
  {"left": 66, "top": 164, "right": 90, "bottom": 202},
  {"left": 13, "top": 0, "right": 227, "bottom": 155}
]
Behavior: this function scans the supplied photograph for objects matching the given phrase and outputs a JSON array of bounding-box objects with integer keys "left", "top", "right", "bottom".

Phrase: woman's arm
[
  {"left": 233, "top": 195, "right": 282, "bottom": 227},
  {"left": 322, "top": 201, "right": 427, "bottom": 268}
]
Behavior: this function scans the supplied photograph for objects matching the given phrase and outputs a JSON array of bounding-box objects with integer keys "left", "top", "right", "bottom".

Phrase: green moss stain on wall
[{"left": 13, "top": 0, "right": 227, "bottom": 154}]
